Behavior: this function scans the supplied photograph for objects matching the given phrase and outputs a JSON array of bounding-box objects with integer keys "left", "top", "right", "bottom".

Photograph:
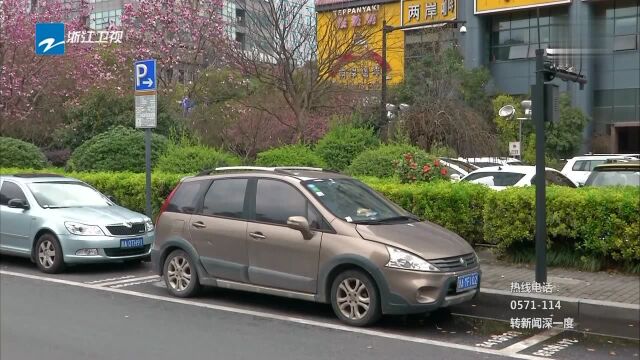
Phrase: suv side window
[
  {"left": 572, "top": 160, "right": 587, "bottom": 171},
  {"left": 201, "top": 179, "right": 248, "bottom": 219},
  {"left": 166, "top": 180, "right": 209, "bottom": 214},
  {"left": 0, "top": 181, "right": 27, "bottom": 206},
  {"left": 256, "top": 180, "right": 306, "bottom": 225},
  {"left": 255, "top": 179, "right": 328, "bottom": 230}
]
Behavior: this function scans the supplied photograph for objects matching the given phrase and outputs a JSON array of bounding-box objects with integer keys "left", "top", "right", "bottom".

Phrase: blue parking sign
[{"left": 134, "top": 59, "right": 157, "bottom": 91}]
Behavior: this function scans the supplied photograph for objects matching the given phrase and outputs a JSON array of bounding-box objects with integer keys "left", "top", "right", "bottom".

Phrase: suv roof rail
[{"left": 196, "top": 166, "right": 326, "bottom": 176}]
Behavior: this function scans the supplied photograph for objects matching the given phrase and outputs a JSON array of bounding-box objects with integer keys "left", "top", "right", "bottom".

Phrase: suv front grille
[
  {"left": 430, "top": 253, "right": 477, "bottom": 272},
  {"left": 106, "top": 223, "right": 146, "bottom": 236},
  {"left": 104, "top": 245, "right": 151, "bottom": 257}
]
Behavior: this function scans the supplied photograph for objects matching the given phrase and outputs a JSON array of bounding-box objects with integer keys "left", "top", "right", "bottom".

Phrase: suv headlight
[
  {"left": 65, "top": 222, "right": 105, "bottom": 236},
  {"left": 386, "top": 246, "right": 440, "bottom": 272},
  {"left": 145, "top": 219, "right": 154, "bottom": 232}
]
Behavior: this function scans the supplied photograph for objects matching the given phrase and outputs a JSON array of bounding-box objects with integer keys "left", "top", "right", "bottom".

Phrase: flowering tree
[
  {"left": 0, "top": 0, "right": 112, "bottom": 138},
  {"left": 118, "top": 0, "right": 226, "bottom": 94},
  {"left": 226, "top": 1, "right": 377, "bottom": 142}
]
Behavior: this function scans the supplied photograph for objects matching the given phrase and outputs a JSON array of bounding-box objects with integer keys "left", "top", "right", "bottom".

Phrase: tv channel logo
[{"left": 35, "top": 23, "right": 65, "bottom": 55}]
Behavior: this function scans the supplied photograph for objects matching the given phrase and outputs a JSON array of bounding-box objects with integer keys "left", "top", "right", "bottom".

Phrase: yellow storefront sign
[
  {"left": 401, "top": 0, "right": 457, "bottom": 26},
  {"left": 316, "top": 0, "right": 459, "bottom": 87},
  {"left": 316, "top": 2, "right": 406, "bottom": 87},
  {"left": 474, "top": 0, "right": 571, "bottom": 15}
]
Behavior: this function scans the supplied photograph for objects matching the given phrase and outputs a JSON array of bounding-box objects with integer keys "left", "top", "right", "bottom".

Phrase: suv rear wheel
[
  {"left": 330, "top": 270, "right": 381, "bottom": 326},
  {"left": 163, "top": 250, "right": 200, "bottom": 297}
]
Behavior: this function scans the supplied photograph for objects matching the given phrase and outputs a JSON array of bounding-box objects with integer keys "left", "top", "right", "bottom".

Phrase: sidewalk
[
  {"left": 477, "top": 248, "right": 640, "bottom": 305},
  {"left": 459, "top": 248, "right": 640, "bottom": 339}
]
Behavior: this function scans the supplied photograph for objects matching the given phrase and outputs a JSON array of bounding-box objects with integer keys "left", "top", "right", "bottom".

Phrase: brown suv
[{"left": 151, "top": 167, "right": 480, "bottom": 326}]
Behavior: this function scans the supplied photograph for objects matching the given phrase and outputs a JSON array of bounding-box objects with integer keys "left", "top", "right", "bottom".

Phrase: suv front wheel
[
  {"left": 163, "top": 250, "right": 200, "bottom": 298},
  {"left": 330, "top": 270, "right": 381, "bottom": 326}
]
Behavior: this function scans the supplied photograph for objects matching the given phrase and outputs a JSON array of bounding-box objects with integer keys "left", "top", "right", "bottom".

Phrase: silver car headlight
[
  {"left": 65, "top": 222, "right": 105, "bottom": 236},
  {"left": 386, "top": 246, "right": 440, "bottom": 272},
  {"left": 145, "top": 219, "right": 154, "bottom": 232}
]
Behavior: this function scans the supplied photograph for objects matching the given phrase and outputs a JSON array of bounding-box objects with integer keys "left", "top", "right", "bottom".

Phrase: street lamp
[{"left": 498, "top": 100, "right": 532, "bottom": 160}]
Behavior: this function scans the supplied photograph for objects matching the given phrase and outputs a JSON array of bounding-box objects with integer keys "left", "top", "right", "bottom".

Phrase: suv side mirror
[
  {"left": 8, "top": 199, "right": 29, "bottom": 210},
  {"left": 450, "top": 174, "right": 461, "bottom": 182},
  {"left": 287, "top": 216, "right": 313, "bottom": 240}
]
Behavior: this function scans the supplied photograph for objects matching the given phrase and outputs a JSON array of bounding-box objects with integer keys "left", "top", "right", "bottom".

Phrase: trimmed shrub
[
  {"left": 315, "top": 125, "right": 379, "bottom": 171},
  {"left": 68, "top": 126, "right": 168, "bottom": 172},
  {"left": 348, "top": 144, "right": 429, "bottom": 178},
  {"left": 156, "top": 145, "right": 241, "bottom": 174},
  {"left": 482, "top": 186, "right": 640, "bottom": 268},
  {"left": 0, "top": 137, "right": 47, "bottom": 169},
  {"left": 255, "top": 144, "right": 327, "bottom": 167}
]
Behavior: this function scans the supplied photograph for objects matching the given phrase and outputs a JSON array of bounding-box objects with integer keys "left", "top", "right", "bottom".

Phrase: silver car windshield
[
  {"left": 303, "top": 179, "right": 416, "bottom": 224},
  {"left": 28, "top": 182, "right": 111, "bottom": 208}
]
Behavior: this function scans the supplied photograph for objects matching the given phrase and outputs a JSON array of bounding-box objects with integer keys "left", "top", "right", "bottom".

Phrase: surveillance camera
[{"left": 459, "top": 25, "right": 467, "bottom": 34}]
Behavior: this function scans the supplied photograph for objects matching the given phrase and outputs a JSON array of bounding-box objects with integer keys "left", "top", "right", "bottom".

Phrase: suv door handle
[
  {"left": 192, "top": 221, "right": 206, "bottom": 229},
  {"left": 249, "top": 232, "right": 266, "bottom": 240}
]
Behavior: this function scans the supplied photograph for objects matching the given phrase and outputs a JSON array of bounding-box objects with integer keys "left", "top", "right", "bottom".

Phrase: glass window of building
[
  {"left": 90, "top": 9, "right": 122, "bottom": 30},
  {"left": 490, "top": 8, "right": 569, "bottom": 61},
  {"left": 594, "top": 0, "right": 639, "bottom": 51}
]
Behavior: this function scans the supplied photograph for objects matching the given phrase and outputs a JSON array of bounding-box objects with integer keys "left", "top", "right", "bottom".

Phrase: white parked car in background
[
  {"left": 461, "top": 166, "right": 577, "bottom": 191},
  {"left": 439, "top": 157, "right": 478, "bottom": 181},
  {"left": 561, "top": 154, "right": 639, "bottom": 186},
  {"left": 457, "top": 157, "right": 524, "bottom": 168}
]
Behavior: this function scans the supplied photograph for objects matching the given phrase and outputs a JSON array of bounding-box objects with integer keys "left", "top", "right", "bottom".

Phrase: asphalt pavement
[{"left": 1, "top": 257, "right": 638, "bottom": 360}]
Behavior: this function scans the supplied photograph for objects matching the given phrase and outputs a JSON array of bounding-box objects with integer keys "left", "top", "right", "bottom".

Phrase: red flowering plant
[{"left": 393, "top": 153, "right": 449, "bottom": 183}]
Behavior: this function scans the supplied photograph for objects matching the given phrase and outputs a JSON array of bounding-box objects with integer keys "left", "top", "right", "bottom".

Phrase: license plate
[
  {"left": 457, "top": 272, "right": 479, "bottom": 292},
  {"left": 120, "top": 237, "right": 144, "bottom": 248}
]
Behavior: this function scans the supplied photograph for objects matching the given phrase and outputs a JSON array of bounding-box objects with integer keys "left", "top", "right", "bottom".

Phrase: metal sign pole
[
  {"left": 144, "top": 128, "right": 152, "bottom": 218},
  {"left": 134, "top": 59, "right": 158, "bottom": 220}
]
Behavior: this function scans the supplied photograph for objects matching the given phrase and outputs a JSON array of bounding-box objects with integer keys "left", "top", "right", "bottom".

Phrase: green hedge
[
  {"left": 0, "top": 137, "right": 47, "bottom": 169},
  {"left": 255, "top": 144, "right": 326, "bottom": 167},
  {"left": 2, "top": 168, "right": 638, "bottom": 271},
  {"left": 155, "top": 145, "right": 241, "bottom": 173},
  {"left": 348, "top": 144, "right": 429, "bottom": 178}
]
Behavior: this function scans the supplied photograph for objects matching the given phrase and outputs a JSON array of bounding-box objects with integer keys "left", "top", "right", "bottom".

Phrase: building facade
[{"left": 316, "top": 0, "right": 640, "bottom": 153}]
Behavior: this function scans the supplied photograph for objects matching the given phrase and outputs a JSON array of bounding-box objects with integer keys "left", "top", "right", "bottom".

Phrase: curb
[{"left": 451, "top": 288, "right": 640, "bottom": 339}]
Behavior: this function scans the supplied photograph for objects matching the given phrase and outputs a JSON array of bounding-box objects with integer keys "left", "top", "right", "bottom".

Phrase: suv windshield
[
  {"left": 586, "top": 170, "right": 640, "bottom": 187},
  {"left": 303, "top": 179, "right": 416, "bottom": 224},
  {"left": 28, "top": 181, "right": 111, "bottom": 208}
]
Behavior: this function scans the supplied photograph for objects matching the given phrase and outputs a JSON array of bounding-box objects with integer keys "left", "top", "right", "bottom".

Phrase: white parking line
[
  {"left": 85, "top": 275, "right": 135, "bottom": 284},
  {"left": 110, "top": 278, "right": 160, "bottom": 288},
  {"left": 92, "top": 275, "right": 159, "bottom": 287},
  {"left": 502, "top": 328, "right": 564, "bottom": 355},
  {"left": 0, "top": 270, "right": 552, "bottom": 360}
]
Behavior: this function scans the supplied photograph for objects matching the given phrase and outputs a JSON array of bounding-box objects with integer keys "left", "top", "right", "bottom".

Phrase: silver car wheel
[
  {"left": 37, "top": 240, "right": 56, "bottom": 269},
  {"left": 336, "top": 278, "right": 370, "bottom": 320},
  {"left": 167, "top": 256, "right": 192, "bottom": 292}
]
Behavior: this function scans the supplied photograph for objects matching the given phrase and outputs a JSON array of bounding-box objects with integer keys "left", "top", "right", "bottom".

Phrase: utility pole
[
  {"left": 380, "top": 20, "right": 388, "bottom": 128},
  {"left": 533, "top": 49, "right": 547, "bottom": 283},
  {"left": 532, "top": 50, "right": 587, "bottom": 284}
]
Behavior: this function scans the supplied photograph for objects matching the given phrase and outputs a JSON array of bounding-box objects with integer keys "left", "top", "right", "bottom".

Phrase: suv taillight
[{"left": 155, "top": 184, "right": 179, "bottom": 225}]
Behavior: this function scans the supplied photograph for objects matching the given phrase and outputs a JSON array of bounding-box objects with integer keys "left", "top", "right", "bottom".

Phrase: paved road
[{"left": 1, "top": 257, "right": 638, "bottom": 360}]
